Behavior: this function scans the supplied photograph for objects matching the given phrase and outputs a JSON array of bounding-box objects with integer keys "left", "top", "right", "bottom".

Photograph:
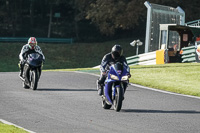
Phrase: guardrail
[
  {"left": 181, "top": 46, "right": 196, "bottom": 63},
  {"left": 94, "top": 46, "right": 199, "bottom": 68},
  {"left": 0, "top": 37, "right": 74, "bottom": 44},
  {"left": 127, "top": 51, "right": 157, "bottom": 65},
  {"left": 93, "top": 50, "right": 164, "bottom": 68}
]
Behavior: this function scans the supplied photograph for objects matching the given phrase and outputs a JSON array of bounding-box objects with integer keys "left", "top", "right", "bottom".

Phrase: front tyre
[
  {"left": 31, "top": 70, "right": 38, "bottom": 90},
  {"left": 113, "top": 86, "right": 124, "bottom": 112}
]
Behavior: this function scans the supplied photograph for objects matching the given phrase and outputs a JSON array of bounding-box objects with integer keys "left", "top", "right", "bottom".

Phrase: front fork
[
  {"left": 29, "top": 69, "right": 40, "bottom": 82},
  {"left": 112, "top": 82, "right": 125, "bottom": 100},
  {"left": 104, "top": 81, "right": 127, "bottom": 104}
]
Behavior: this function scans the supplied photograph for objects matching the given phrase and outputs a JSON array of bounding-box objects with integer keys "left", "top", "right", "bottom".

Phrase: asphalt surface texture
[{"left": 0, "top": 71, "right": 200, "bottom": 133}]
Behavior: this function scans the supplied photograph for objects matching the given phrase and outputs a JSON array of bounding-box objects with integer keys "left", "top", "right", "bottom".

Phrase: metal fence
[
  {"left": 186, "top": 19, "right": 200, "bottom": 28},
  {"left": 0, "top": 37, "right": 74, "bottom": 44}
]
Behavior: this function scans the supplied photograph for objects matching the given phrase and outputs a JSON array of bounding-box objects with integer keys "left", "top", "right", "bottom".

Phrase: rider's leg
[
  {"left": 19, "top": 61, "right": 24, "bottom": 77},
  {"left": 97, "top": 73, "right": 106, "bottom": 96}
]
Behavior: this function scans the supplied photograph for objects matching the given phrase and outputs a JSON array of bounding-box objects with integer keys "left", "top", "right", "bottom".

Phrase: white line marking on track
[
  {"left": 72, "top": 71, "right": 200, "bottom": 100},
  {"left": 0, "top": 119, "right": 36, "bottom": 133},
  {"left": 129, "top": 83, "right": 200, "bottom": 100}
]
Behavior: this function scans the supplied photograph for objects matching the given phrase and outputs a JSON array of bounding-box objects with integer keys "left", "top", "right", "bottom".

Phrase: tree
[
  {"left": 0, "top": 0, "right": 199, "bottom": 39},
  {"left": 68, "top": 0, "right": 92, "bottom": 40},
  {"left": 86, "top": 0, "right": 145, "bottom": 36},
  {"left": 4, "top": 0, "right": 23, "bottom": 37}
]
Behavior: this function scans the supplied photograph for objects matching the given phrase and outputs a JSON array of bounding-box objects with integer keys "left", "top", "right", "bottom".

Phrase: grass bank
[
  {"left": 0, "top": 122, "right": 28, "bottom": 133},
  {"left": 0, "top": 38, "right": 143, "bottom": 72},
  {"left": 130, "top": 63, "right": 200, "bottom": 97}
]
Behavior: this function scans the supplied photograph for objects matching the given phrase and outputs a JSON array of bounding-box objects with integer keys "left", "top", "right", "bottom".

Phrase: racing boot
[
  {"left": 19, "top": 63, "right": 24, "bottom": 79},
  {"left": 96, "top": 80, "right": 103, "bottom": 96},
  {"left": 97, "top": 80, "right": 106, "bottom": 96},
  {"left": 96, "top": 75, "right": 106, "bottom": 96}
]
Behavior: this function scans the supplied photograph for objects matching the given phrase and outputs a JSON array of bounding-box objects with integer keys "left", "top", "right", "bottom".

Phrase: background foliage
[{"left": 0, "top": 0, "right": 199, "bottom": 42}]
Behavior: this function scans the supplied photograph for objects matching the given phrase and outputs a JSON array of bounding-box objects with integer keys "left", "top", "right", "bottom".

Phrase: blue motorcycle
[{"left": 101, "top": 62, "right": 130, "bottom": 112}]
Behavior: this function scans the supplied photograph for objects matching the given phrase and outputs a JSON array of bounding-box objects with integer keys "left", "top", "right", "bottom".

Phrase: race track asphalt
[{"left": 0, "top": 71, "right": 200, "bottom": 133}]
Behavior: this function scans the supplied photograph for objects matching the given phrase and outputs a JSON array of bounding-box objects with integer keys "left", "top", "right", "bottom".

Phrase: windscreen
[{"left": 114, "top": 62, "right": 123, "bottom": 75}]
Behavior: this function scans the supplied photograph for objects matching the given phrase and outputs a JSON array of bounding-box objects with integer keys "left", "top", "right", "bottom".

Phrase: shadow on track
[
  {"left": 37, "top": 88, "right": 96, "bottom": 91},
  {"left": 122, "top": 109, "right": 200, "bottom": 114}
]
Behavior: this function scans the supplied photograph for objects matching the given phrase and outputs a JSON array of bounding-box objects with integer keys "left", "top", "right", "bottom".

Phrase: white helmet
[{"left": 28, "top": 37, "right": 37, "bottom": 50}]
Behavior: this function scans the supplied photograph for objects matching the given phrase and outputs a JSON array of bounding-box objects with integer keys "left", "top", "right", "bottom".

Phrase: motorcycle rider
[
  {"left": 19, "top": 37, "right": 45, "bottom": 78},
  {"left": 97, "top": 44, "right": 131, "bottom": 95}
]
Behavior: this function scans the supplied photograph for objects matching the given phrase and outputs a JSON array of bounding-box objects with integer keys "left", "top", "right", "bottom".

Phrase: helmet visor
[
  {"left": 29, "top": 43, "right": 36, "bottom": 49},
  {"left": 112, "top": 51, "right": 120, "bottom": 60}
]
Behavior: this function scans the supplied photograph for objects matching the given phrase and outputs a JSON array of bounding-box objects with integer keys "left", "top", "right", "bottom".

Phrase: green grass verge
[
  {"left": 130, "top": 63, "right": 200, "bottom": 97},
  {"left": 0, "top": 38, "right": 144, "bottom": 72},
  {"left": 48, "top": 63, "right": 200, "bottom": 97},
  {"left": 0, "top": 122, "right": 28, "bottom": 133}
]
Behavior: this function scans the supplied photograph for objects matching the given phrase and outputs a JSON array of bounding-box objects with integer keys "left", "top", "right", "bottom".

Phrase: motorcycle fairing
[{"left": 104, "top": 64, "right": 123, "bottom": 104}]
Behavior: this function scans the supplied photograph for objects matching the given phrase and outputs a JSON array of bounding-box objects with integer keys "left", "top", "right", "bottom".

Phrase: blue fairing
[
  {"left": 104, "top": 62, "right": 129, "bottom": 104},
  {"left": 104, "top": 79, "right": 114, "bottom": 104}
]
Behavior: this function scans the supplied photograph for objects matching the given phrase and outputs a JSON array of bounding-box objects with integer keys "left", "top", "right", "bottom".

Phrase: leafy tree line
[{"left": 0, "top": 0, "right": 199, "bottom": 42}]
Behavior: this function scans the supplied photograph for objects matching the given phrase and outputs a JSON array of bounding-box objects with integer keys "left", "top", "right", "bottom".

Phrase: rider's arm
[
  {"left": 122, "top": 56, "right": 131, "bottom": 75},
  {"left": 19, "top": 45, "right": 29, "bottom": 61},
  {"left": 35, "top": 46, "right": 45, "bottom": 61},
  {"left": 100, "top": 54, "right": 109, "bottom": 75}
]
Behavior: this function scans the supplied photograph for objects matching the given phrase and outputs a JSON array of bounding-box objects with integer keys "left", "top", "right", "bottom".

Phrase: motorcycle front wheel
[
  {"left": 31, "top": 70, "right": 38, "bottom": 90},
  {"left": 113, "top": 86, "right": 124, "bottom": 112}
]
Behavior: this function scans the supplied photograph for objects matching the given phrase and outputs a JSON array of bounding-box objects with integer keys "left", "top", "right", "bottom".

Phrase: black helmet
[{"left": 111, "top": 44, "right": 123, "bottom": 60}]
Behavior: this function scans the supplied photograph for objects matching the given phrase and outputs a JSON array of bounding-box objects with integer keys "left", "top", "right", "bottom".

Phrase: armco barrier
[
  {"left": 93, "top": 50, "right": 164, "bottom": 68},
  {"left": 0, "top": 37, "right": 74, "bottom": 44},
  {"left": 127, "top": 51, "right": 157, "bottom": 65},
  {"left": 126, "top": 56, "right": 139, "bottom": 65},
  {"left": 93, "top": 46, "right": 199, "bottom": 68},
  {"left": 181, "top": 46, "right": 196, "bottom": 63}
]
